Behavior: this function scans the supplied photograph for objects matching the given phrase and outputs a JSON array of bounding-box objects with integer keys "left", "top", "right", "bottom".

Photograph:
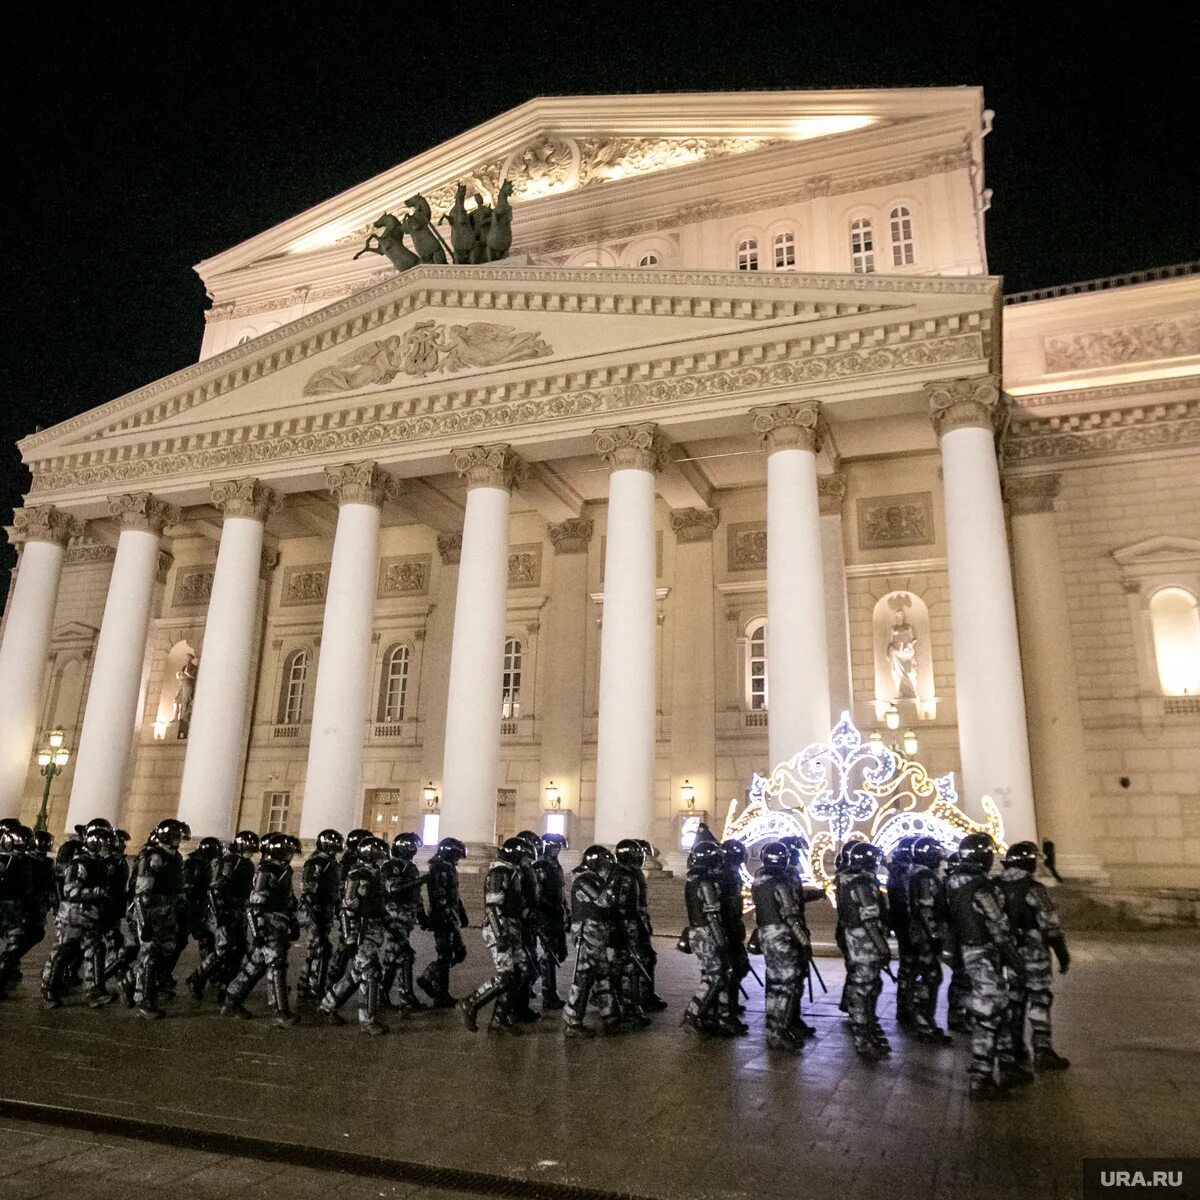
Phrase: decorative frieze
[
  {"left": 211, "top": 478, "right": 282, "bottom": 522},
  {"left": 1004, "top": 397, "right": 1200, "bottom": 464},
  {"left": 750, "top": 401, "right": 824, "bottom": 453},
  {"left": 437, "top": 534, "right": 463, "bottom": 565},
  {"left": 172, "top": 567, "right": 216, "bottom": 608},
  {"left": 817, "top": 473, "right": 848, "bottom": 516},
  {"left": 727, "top": 522, "right": 768, "bottom": 572},
  {"left": 452, "top": 445, "right": 527, "bottom": 492},
  {"left": 64, "top": 542, "right": 116, "bottom": 566},
  {"left": 9, "top": 506, "right": 84, "bottom": 548},
  {"left": 1043, "top": 315, "right": 1200, "bottom": 373},
  {"left": 377, "top": 554, "right": 431, "bottom": 598},
  {"left": 325, "top": 462, "right": 397, "bottom": 508},
  {"left": 857, "top": 493, "right": 935, "bottom": 550},
  {"left": 1002, "top": 474, "right": 1061, "bottom": 515},
  {"left": 594, "top": 423, "right": 667, "bottom": 473},
  {"left": 926, "top": 376, "right": 1002, "bottom": 438},
  {"left": 281, "top": 563, "right": 329, "bottom": 606},
  {"left": 508, "top": 544, "right": 543, "bottom": 588},
  {"left": 670, "top": 507, "right": 720, "bottom": 544},
  {"left": 548, "top": 517, "right": 593, "bottom": 555},
  {"left": 108, "top": 492, "right": 181, "bottom": 534}
]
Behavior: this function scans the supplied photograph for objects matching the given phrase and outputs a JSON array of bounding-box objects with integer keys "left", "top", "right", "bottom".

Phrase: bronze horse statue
[
  {"left": 441, "top": 184, "right": 476, "bottom": 265},
  {"left": 353, "top": 213, "right": 420, "bottom": 273},
  {"left": 402, "top": 194, "right": 449, "bottom": 264},
  {"left": 485, "top": 180, "right": 514, "bottom": 263}
]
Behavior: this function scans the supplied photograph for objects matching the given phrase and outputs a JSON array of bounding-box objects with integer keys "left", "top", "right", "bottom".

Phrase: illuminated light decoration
[{"left": 722, "top": 712, "right": 1006, "bottom": 898}]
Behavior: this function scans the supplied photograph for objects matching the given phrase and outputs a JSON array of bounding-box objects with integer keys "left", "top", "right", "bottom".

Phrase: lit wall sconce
[
  {"left": 868, "top": 731, "right": 885, "bottom": 751},
  {"left": 902, "top": 729, "right": 920, "bottom": 756},
  {"left": 545, "top": 780, "right": 561, "bottom": 809},
  {"left": 680, "top": 779, "right": 696, "bottom": 810},
  {"left": 152, "top": 721, "right": 168, "bottom": 741},
  {"left": 422, "top": 781, "right": 439, "bottom": 809},
  {"left": 884, "top": 704, "right": 901, "bottom": 731}
]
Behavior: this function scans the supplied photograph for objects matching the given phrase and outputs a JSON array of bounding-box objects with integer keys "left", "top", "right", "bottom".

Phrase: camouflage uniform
[
  {"left": 719, "top": 859, "right": 749, "bottom": 1019},
  {"left": 886, "top": 851, "right": 913, "bottom": 1024},
  {"left": 0, "top": 832, "right": 33, "bottom": 998},
  {"left": 223, "top": 852, "right": 299, "bottom": 1024},
  {"left": 835, "top": 861, "right": 891, "bottom": 1057},
  {"left": 168, "top": 844, "right": 217, "bottom": 976},
  {"left": 42, "top": 845, "right": 111, "bottom": 1004},
  {"left": 532, "top": 851, "right": 569, "bottom": 1008},
  {"left": 297, "top": 848, "right": 341, "bottom": 1004},
  {"left": 611, "top": 862, "right": 649, "bottom": 1025},
  {"left": 320, "top": 856, "right": 388, "bottom": 1032},
  {"left": 17, "top": 840, "right": 56, "bottom": 967},
  {"left": 681, "top": 865, "right": 732, "bottom": 1033},
  {"left": 189, "top": 847, "right": 254, "bottom": 998},
  {"left": 564, "top": 864, "right": 620, "bottom": 1035},
  {"left": 942, "top": 857, "right": 972, "bottom": 1032},
  {"left": 751, "top": 862, "right": 812, "bottom": 1049},
  {"left": 122, "top": 836, "right": 185, "bottom": 1015},
  {"left": 905, "top": 861, "right": 948, "bottom": 1039},
  {"left": 461, "top": 852, "right": 530, "bottom": 1032},
  {"left": 379, "top": 854, "right": 426, "bottom": 1010},
  {"left": 416, "top": 850, "right": 468, "bottom": 1006}
]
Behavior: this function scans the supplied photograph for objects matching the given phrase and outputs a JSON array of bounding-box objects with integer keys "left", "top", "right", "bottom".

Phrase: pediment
[
  {"left": 51, "top": 621, "right": 98, "bottom": 643},
  {"left": 1112, "top": 536, "right": 1200, "bottom": 567}
]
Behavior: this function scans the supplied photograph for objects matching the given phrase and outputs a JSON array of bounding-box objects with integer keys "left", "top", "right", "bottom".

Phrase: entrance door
[
  {"left": 495, "top": 788, "right": 517, "bottom": 844},
  {"left": 362, "top": 788, "right": 405, "bottom": 841}
]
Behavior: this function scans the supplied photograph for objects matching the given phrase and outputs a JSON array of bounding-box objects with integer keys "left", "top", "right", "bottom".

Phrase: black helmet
[
  {"left": 259, "top": 831, "right": 295, "bottom": 861},
  {"left": 1004, "top": 841, "right": 1039, "bottom": 874},
  {"left": 233, "top": 830, "right": 260, "bottom": 855},
  {"left": 83, "top": 826, "right": 116, "bottom": 856},
  {"left": 197, "top": 837, "right": 223, "bottom": 860},
  {"left": 0, "top": 827, "right": 23, "bottom": 853},
  {"left": 542, "top": 832, "right": 567, "bottom": 852},
  {"left": 890, "top": 836, "right": 918, "bottom": 866},
  {"left": 615, "top": 838, "right": 645, "bottom": 868},
  {"left": 759, "top": 841, "right": 790, "bottom": 871},
  {"left": 912, "top": 836, "right": 944, "bottom": 869},
  {"left": 722, "top": 838, "right": 748, "bottom": 868},
  {"left": 316, "top": 829, "right": 345, "bottom": 855},
  {"left": 635, "top": 838, "right": 656, "bottom": 859},
  {"left": 834, "top": 847, "right": 850, "bottom": 872},
  {"left": 360, "top": 836, "right": 390, "bottom": 863},
  {"left": 514, "top": 830, "right": 542, "bottom": 860},
  {"left": 345, "top": 829, "right": 371, "bottom": 852},
  {"left": 437, "top": 836, "right": 467, "bottom": 862},
  {"left": 34, "top": 830, "right": 54, "bottom": 854},
  {"left": 580, "top": 844, "right": 615, "bottom": 874},
  {"left": 85, "top": 817, "right": 114, "bottom": 833},
  {"left": 392, "top": 831, "right": 420, "bottom": 859},
  {"left": 115, "top": 829, "right": 131, "bottom": 847},
  {"left": 498, "top": 837, "right": 526, "bottom": 865},
  {"left": 688, "top": 842, "right": 724, "bottom": 875},
  {"left": 846, "top": 842, "right": 883, "bottom": 872},
  {"left": 151, "top": 818, "right": 187, "bottom": 850},
  {"left": 957, "top": 833, "right": 995, "bottom": 873},
  {"left": 780, "top": 833, "right": 810, "bottom": 854},
  {"left": 179, "top": 821, "right": 192, "bottom": 841},
  {"left": 0, "top": 818, "right": 20, "bottom": 831}
]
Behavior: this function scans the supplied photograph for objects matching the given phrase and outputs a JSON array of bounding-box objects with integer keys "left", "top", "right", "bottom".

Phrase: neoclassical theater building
[{"left": 2, "top": 90, "right": 1197, "bottom": 892}]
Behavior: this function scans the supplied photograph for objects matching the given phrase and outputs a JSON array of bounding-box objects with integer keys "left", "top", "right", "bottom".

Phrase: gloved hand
[
  {"left": 676, "top": 929, "right": 692, "bottom": 954},
  {"left": 1053, "top": 941, "right": 1070, "bottom": 975},
  {"left": 747, "top": 927, "right": 762, "bottom": 956}
]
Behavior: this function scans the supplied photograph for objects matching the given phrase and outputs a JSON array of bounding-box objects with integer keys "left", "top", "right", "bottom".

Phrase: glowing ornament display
[{"left": 722, "top": 712, "right": 1006, "bottom": 894}]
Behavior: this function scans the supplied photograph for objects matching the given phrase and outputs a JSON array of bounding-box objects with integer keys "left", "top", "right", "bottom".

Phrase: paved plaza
[{"left": 1, "top": 926, "right": 1198, "bottom": 1199}]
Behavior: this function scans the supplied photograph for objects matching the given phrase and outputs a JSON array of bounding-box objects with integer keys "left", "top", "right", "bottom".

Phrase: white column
[
  {"left": 299, "top": 464, "right": 395, "bottom": 839},
  {"left": 594, "top": 423, "right": 663, "bottom": 846},
  {"left": 177, "top": 479, "right": 280, "bottom": 839},
  {"left": 0, "top": 507, "right": 82, "bottom": 817},
  {"left": 67, "top": 493, "right": 179, "bottom": 827},
  {"left": 751, "top": 402, "right": 831, "bottom": 770},
  {"left": 1005, "top": 474, "right": 1106, "bottom": 878},
  {"left": 929, "top": 378, "right": 1037, "bottom": 843},
  {"left": 440, "top": 446, "right": 525, "bottom": 852},
  {"left": 819, "top": 473, "right": 854, "bottom": 722}
]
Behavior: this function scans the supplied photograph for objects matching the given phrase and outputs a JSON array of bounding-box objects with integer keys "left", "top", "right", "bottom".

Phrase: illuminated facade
[{"left": 1, "top": 90, "right": 1197, "bottom": 891}]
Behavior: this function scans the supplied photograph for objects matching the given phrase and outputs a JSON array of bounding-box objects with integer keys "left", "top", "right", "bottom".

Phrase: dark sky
[{"left": 3, "top": 1, "right": 1197, "bottom": 574}]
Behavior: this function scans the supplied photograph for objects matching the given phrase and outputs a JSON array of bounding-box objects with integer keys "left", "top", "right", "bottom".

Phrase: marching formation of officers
[{"left": 0, "top": 814, "right": 1070, "bottom": 1098}]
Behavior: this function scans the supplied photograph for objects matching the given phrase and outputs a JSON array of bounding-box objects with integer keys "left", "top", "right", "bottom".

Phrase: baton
[
  {"left": 745, "top": 961, "right": 764, "bottom": 988},
  {"left": 807, "top": 969, "right": 814, "bottom": 1006},
  {"left": 808, "top": 958, "right": 828, "bottom": 994},
  {"left": 630, "top": 955, "right": 654, "bottom": 985},
  {"left": 883, "top": 964, "right": 897, "bottom": 983}
]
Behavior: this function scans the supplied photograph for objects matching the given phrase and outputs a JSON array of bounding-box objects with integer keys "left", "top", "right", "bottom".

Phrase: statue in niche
[
  {"left": 886, "top": 594, "right": 919, "bottom": 701},
  {"left": 174, "top": 653, "right": 198, "bottom": 738}
]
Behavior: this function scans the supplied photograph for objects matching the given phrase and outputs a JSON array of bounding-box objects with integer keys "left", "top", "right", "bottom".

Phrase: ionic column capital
[
  {"left": 926, "top": 376, "right": 1003, "bottom": 439},
  {"left": 669, "top": 507, "right": 720, "bottom": 544},
  {"left": 594, "top": 423, "right": 668, "bottom": 473},
  {"left": 108, "top": 492, "right": 181, "bottom": 534},
  {"left": 548, "top": 518, "right": 594, "bottom": 555},
  {"left": 211, "top": 478, "right": 283, "bottom": 522},
  {"left": 324, "top": 462, "right": 398, "bottom": 508},
  {"left": 437, "top": 533, "right": 463, "bottom": 565},
  {"left": 1003, "top": 473, "right": 1062, "bottom": 516},
  {"left": 818, "top": 472, "right": 848, "bottom": 516},
  {"left": 8, "top": 505, "right": 84, "bottom": 548},
  {"left": 750, "top": 401, "right": 824, "bottom": 453},
  {"left": 452, "top": 445, "right": 528, "bottom": 492}
]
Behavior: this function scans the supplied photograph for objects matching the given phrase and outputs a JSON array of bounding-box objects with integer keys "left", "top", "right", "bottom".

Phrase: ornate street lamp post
[
  {"left": 869, "top": 705, "right": 920, "bottom": 758},
  {"left": 35, "top": 729, "right": 71, "bottom": 833}
]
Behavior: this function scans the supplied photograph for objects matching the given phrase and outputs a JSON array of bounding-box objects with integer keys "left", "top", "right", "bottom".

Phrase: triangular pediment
[{"left": 1113, "top": 536, "right": 1200, "bottom": 567}]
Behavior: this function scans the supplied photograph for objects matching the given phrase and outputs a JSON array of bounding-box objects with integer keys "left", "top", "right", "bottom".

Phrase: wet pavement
[{"left": 1, "top": 928, "right": 1198, "bottom": 1199}]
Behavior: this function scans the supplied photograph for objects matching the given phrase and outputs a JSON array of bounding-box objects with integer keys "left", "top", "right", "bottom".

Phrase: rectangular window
[
  {"left": 265, "top": 791, "right": 291, "bottom": 833},
  {"left": 421, "top": 812, "right": 441, "bottom": 847},
  {"left": 544, "top": 812, "right": 567, "bottom": 838}
]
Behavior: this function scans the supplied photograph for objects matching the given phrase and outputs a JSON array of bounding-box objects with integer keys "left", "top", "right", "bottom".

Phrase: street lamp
[
  {"left": 35, "top": 729, "right": 70, "bottom": 833},
  {"left": 680, "top": 779, "right": 696, "bottom": 810},
  {"left": 544, "top": 780, "right": 561, "bottom": 809},
  {"left": 870, "top": 723, "right": 919, "bottom": 758}
]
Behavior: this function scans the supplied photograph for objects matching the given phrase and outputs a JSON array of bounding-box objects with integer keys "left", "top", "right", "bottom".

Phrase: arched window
[
  {"left": 746, "top": 620, "right": 768, "bottom": 711},
  {"left": 377, "top": 643, "right": 411, "bottom": 722},
  {"left": 278, "top": 650, "right": 308, "bottom": 724},
  {"left": 638, "top": 252, "right": 659, "bottom": 267},
  {"left": 890, "top": 206, "right": 915, "bottom": 266},
  {"left": 501, "top": 638, "right": 523, "bottom": 718},
  {"left": 1149, "top": 587, "right": 1200, "bottom": 695},
  {"left": 850, "top": 218, "right": 875, "bottom": 273},
  {"left": 773, "top": 231, "right": 796, "bottom": 270},
  {"left": 737, "top": 238, "right": 759, "bottom": 271}
]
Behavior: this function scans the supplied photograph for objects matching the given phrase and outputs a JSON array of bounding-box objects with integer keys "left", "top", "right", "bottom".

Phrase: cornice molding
[{"left": 1007, "top": 373, "right": 1200, "bottom": 410}]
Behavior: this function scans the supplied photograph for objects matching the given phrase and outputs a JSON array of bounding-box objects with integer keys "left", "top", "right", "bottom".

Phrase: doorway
[{"left": 362, "top": 788, "right": 406, "bottom": 841}]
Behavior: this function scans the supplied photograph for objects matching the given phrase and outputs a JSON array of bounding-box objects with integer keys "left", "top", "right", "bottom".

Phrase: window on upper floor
[
  {"left": 638, "top": 253, "right": 659, "bottom": 267},
  {"left": 850, "top": 218, "right": 875, "bottom": 274},
  {"left": 377, "top": 643, "right": 411, "bottom": 723},
  {"left": 737, "top": 239, "right": 759, "bottom": 271},
  {"left": 264, "top": 790, "right": 291, "bottom": 834},
  {"left": 278, "top": 649, "right": 308, "bottom": 725},
  {"left": 501, "top": 637, "right": 523, "bottom": 718},
  {"left": 745, "top": 619, "right": 768, "bottom": 711},
  {"left": 1149, "top": 587, "right": 1200, "bottom": 696},
  {"left": 890, "top": 206, "right": 915, "bottom": 266},
  {"left": 773, "top": 231, "right": 796, "bottom": 270}
]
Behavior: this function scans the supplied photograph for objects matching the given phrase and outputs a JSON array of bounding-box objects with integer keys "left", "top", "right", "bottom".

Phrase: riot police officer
[
  {"left": 751, "top": 840, "right": 812, "bottom": 1051},
  {"left": 120, "top": 818, "right": 187, "bottom": 1018},
  {"left": 778, "top": 834, "right": 824, "bottom": 1037},
  {"left": 680, "top": 841, "right": 736, "bottom": 1037},
  {"left": 222, "top": 832, "right": 301, "bottom": 1026},
  {"left": 461, "top": 837, "right": 531, "bottom": 1034},
  {"left": 17, "top": 829, "right": 56, "bottom": 976},
  {"left": 886, "top": 836, "right": 917, "bottom": 1026},
  {"left": 380, "top": 831, "right": 427, "bottom": 1011},
  {"left": 998, "top": 841, "right": 1071, "bottom": 1071},
  {"left": 297, "top": 829, "right": 343, "bottom": 1006},
  {"left": 416, "top": 836, "right": 469, "bottom": 1007},
  {"left": 187, "top": 830, "right": 259, "bottom": 1002},
  {"left": 510, "top": 831, "right": 543, "bottom": 1021},
  {"left": 905, "top": 836, "right": 951, "bottom": 1043},
  {"left": 564, "top": 844, "right": 621, "bottom": 1037},
  {"left": 532, "top": 832, "right": 570, "bottom": 1010},
  {"left": 947, "top": 833, "right": 1025, "bottom": 1099},
  {"left": 720, "top": 840, "right": 750, "bottom": 1030},
  {"left": 169, "top": 836, "right": 222, "bottom": 979},
  {"left": 610, "top": 839, "right": 652, "bottom": 1029},
  {"left": 835, "top": 842, "right": 891, "bottom": 1058},
  {"left": 0, "top": 825, "right": 33, "bottom": 998},
  {"left": 942, "top": 850, "right": 972, "bottom": 1032},
  {"left": 326, "top": 828, "right": 371, "bottom": 987},
  {"left": 633, "top": 838, "right": 667, "bottom": 1011},
  {"left": 320, "top": 835, "right": 390, "bottom": 1034}
]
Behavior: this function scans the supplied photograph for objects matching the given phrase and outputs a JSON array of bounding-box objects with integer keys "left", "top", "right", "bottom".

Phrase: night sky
[{"left": 3, "top": 3, "right": 1197, "bottom": 579}]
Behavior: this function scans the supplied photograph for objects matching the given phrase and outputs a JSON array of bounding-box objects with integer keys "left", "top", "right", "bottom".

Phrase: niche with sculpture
[
  {"left": 872, "top": 592, "right": 936, "bottom": 720},
  {"left": 153, "top": 640, "right": 199, "bottom": 740}
]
